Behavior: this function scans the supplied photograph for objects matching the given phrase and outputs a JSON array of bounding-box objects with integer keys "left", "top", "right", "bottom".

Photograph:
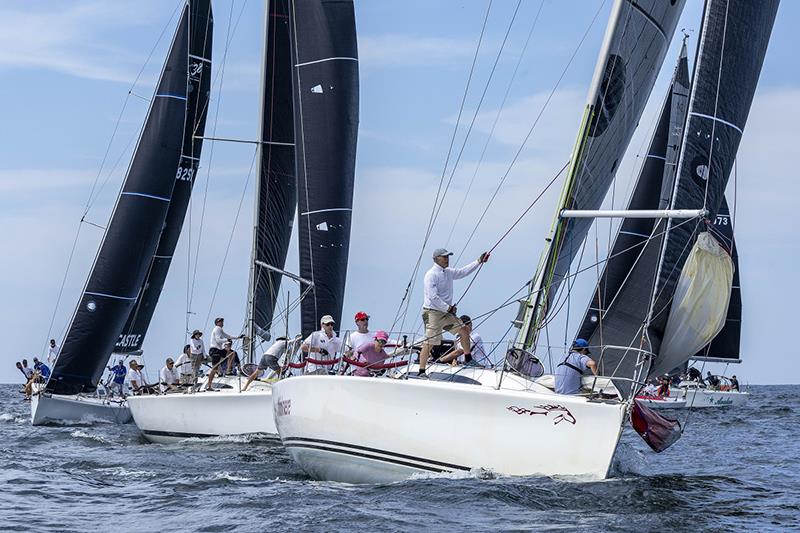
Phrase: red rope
[{"left": 305, "top": 357, "right": 341, "bottom": 365}]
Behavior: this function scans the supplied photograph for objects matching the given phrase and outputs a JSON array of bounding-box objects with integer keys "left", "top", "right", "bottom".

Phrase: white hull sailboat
[
  {"left": 273, "top": 366, "right": 626, "bottom": 483},
  {"left": 31, "top": 388, "right": 131, "bottom": 425},
  {"left": 273, "top": 0, "right": 779, "bottom": 483},
  {"left": 674, "top": 383, "right": 749, "bottom": 408},
  {"left": 128, "top": 379, "right": 274, "bottom": 443}
]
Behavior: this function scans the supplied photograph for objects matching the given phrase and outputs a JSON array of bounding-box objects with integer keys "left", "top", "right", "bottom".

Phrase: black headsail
[
  {"left": 693, "top": 198, "right": 741, "bottom": 362},
  {"left": 47, "top": 9, "right": 190, "bottom": 395},
  {"left": 289, "top": 0, "right": 359, "bottom": 336},
  {"left": 247, "top": 0, "right": 297, "bottom": 344},
  {"left": 578, "top": 41, "right": 691, "bottom": 388},
  {"left": 116, "top": 0, "right": 213, "bottom": 353},
  {"left": 646, "top": 0, "right": 778, "bottom": 379},
  {"left": 517, "top": 0, "right": 685, "bottom": 348}
]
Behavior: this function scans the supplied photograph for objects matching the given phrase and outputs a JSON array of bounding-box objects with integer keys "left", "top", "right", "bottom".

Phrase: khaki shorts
[{"left": 422, "top": 309, "right": 463, "bottom": 346}]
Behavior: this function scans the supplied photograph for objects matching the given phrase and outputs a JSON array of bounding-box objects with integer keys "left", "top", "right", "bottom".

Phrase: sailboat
[
  {"left": 127, "top": 0, "right": 359, "bottom": 443},
  {"left": 32, "top": 0, "right": 213, "bottom": 425},
  {"left": 272, "top": 0, "right": 778, "bottom": 483}
]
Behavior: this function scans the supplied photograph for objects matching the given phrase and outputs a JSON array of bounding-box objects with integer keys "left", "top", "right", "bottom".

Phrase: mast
[
  {"left": 246, "top": 0, "right": 298, "bottom": 355},
  {"left": 47, "top": 8, "right": 190, "bottom": 395},
  {"left": 115, "top": 0, "right": 213, "bottom": 354},
  {"left": 290, "top": 0, "right": 359, "bottom": 336},
  {"left": 516, "top": 0, "right": 686, "bottom": 350}
]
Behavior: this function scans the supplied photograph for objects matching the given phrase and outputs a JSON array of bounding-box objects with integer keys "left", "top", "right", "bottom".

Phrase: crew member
[
  {"left": 353, "top": 330, "right": 391, "bottom": 377},
  {"left": 300, "top": 315, "right": 342, "bottom": 375},
  {"left": 418, "top": 248, "right": 490, "bottom": 378},
  {"left": 554, "top": 339, "right": 598, "bottom": 395},
  {"left": 159, "top": 357, "right": 180, "bottom": 393},
  {"left": 345, "top": 311, "right": 372, "bottom": 355},
  {"left": 438, "top": 315, "right": 489, "bottom": 367}
]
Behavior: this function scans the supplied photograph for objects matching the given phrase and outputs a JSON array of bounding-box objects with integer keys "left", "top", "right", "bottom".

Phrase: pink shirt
[{"left": 354, "top": 342, "right": 388, "bottom": 377}]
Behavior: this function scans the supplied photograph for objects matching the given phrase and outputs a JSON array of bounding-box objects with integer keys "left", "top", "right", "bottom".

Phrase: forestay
[
  {"left": 47, "top": 9, "right": 190, "bottom": 395},
  {"left": 116, "top": 0, "right": 214, "bottom": 354},
  {"left": 290, "top": 0, "right": 359, "bottom": 336},
  {"left": 517, "top": 0, "right": 685, "bottom": 348}
]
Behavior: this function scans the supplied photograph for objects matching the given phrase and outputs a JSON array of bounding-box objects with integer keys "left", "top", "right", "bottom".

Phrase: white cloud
[{"left": 0, "top": 1, "right": 173, "bottom": 83}]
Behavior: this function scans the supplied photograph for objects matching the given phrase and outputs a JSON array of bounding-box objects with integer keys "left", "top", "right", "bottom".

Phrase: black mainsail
[
  {"left": 116, "top": 0, "right": 213, "bottom": 353},
  {"left": 247, "top": 0, "right": 297, "bottom": 344},
  {"left": 47, "top": 8, "right": 190, "bottom": 395},
  {"left": 517, "top": 0, "right": 685, "bottom": 348},
  {"left": 290, "top": 0, "right": 359, "bottom": 336},
  {"left": 646, "top": 0, "right": 778, "bottom": 379}
]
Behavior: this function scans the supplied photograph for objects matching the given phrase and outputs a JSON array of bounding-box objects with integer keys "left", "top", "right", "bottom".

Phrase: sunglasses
[
  {"left": 323, "top": 322, "right": 335, "bottom": 326},
  {"left": 376, "top": 339, "right": 387, "bottom": 345}
]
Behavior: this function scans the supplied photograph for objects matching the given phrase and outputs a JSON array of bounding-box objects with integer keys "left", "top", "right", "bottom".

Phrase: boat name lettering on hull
[
  {"left": 275, "top": 399, "right": 291, "bottom": 417},
  {"left": 506, "top": 404, "right": 576, "bottom": 425}
]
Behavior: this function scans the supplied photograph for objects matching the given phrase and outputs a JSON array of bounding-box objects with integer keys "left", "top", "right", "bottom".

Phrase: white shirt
[
  {"left": 47, "top": 344, "right": 59, "bottom": 366},
  {"left": 190, "top": 337, "right": 206, "bottom": 356},
  {"left": 423, "top": 260, "right": 480, "bottom": 312},
  {"left": 303, "top": 330, "right": 342, "bottom": 373},
  {"left": 159, "top": 365, "right": 180, "bottom": 392},
  {"left": 459, "top": 332, "right": 488, "bottom": 367},
  {"left": 175, "top": 353, "right": 192, "bottom": 375},
  {"left": 22, "top": 366, "right": 34, "bottom": 379},
  {"left": 345, "top": 331, "right": 372, "bottom": 352},
  {"left": 210, "top": 325, "right": 233, "bottom": 350},
  {"left": 128, "top": 369, "right": 144, "bottom": 390}
]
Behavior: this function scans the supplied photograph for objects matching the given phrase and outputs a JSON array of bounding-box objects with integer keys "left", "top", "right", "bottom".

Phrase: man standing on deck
[
  {"left": 417, "top": 248, "right": 490, "bottom": 378},
  {"left": 107, "top": 360, "right": 127, "bottom": 397},
  {"left": 554, "top": 339, "right": 598, "bottom": 395},
  {"left": 301, "top": 315, "right": 342, "bottom": 375},
  {"left": 47, "top": 339, "right": 59, "bottom": 366},
  {"left": 206, "top": 318, "right": 243, "bottom": 390}
]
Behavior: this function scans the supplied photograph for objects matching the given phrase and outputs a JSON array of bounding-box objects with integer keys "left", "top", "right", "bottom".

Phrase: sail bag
[{"left": 631, "top": 400, "right": 682, "bottom": 452}]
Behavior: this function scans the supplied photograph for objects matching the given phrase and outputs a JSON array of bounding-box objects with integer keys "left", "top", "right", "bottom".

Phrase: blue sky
[{"left": 0, "top": 0, "right": 797, "bottom": 385}]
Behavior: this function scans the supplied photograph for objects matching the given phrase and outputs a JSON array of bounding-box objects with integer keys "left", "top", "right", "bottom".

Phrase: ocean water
[{"left": 0, "top": 384, "right": 797, "bottom": 532}]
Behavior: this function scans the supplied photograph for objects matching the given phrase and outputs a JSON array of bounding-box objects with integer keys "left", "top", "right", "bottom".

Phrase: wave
[
  {"left": 0, "top": 413, "right": 26, "bottom": 423},
  {"left": 69, "top": 429, "right": 113, "bottom": 444}
]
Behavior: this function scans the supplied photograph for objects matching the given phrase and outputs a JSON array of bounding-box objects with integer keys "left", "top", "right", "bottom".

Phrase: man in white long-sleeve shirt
[
  {"left": 418, "top": 248, "right": 489, "bottom": 377},
  {"left": 206, "top": 317, "right": 243, "bottom": 390}
]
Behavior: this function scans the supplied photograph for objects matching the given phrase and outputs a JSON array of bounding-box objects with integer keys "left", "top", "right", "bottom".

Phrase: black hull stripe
[
  {"left": 143, "top": 429, "right": 219, "bottom": 439},
  {"left": 283, "top": 437, "right": 470, "bottom": 472}
]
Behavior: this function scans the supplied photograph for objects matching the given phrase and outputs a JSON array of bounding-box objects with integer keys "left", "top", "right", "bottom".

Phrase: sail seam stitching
[
  {"left": 121, "top": 192, "right": 170, "bottom": 202},
  {"left": 84, "top": 291, "right": 138, "bottom": 301},
  {"left": 300, "top": 207, "right": 352, "bottom": 216}
]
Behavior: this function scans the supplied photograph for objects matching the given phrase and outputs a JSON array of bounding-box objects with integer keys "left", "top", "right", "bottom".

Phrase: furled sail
[
  {"left": 47, "top": 8, "right": 190, "bottom": 395},
  {"left": 517, "top": 0, "right": 685, "bottom": 348},
  {"left": 693, "top": 198, "right": 741, "bottom": 362},
  {"left": 248, "top": 0, "right": 297, "bottom": 342},
  {"left": 116, "top": 0, "right": 213, "bottom": 353},
  {"left": 646, "top": 0, "right": 779, "bottom": 379},
  {"left": 578, "top": 41, "right": 690, "bottom": 393},
  {"left": 290, "top": 0, "right": 359, "bottom": 336}
]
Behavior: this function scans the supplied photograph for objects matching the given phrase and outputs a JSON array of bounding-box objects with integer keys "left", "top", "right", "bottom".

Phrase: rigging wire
[
  {"left": 446, "top": 0, "right": 544, "bottom": 249},
  {"left": 455, "top": 0, "right": 608, "bottom": 262},
  {"left": 44, "top": 0, "right": 186, "bottom": 358},
  {"left": 389, "top": 0, "right": 494, "bottom": 334},
  {"left": 188, "top": 0, "right": 249, "bottom": 323},
  {"left": 203, "top": 148, "right": 260, "bottom": 327}
]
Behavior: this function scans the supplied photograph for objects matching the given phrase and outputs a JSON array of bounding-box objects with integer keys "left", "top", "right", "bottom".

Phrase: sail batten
[{"left": 47, "top": 7, "right": 191, "bottom": 394}]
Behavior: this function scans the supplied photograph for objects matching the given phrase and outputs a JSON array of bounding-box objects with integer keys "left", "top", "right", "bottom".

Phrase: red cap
[{"left": 354, "top": 311, "right": 369, "bottom": 321}]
